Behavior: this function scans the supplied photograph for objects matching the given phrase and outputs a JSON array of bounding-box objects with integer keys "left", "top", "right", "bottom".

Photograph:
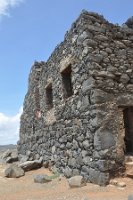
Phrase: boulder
[
  {"left": 0, "top": 149, "right": 18, "bottom": 164},
  {"left": 6, "top": 150, "right": 18, "bottom": 163},
  {"left": 1, "top": 149, "right": 11, "bottom": 159},
  {"left": 34, "top": 174, "right": 52, "bottom": 183},
  {"left": 19, "top": 158, "right": 43, "bottom": 171},
  {"left": 5, "top": 164, "right": 25, "bottom": 178},
  {"left": 68, "top": 176, "right": 86, "bottom": 188},
  {"left": 128, "top": 195, "right": 133, "bottom": 200}
]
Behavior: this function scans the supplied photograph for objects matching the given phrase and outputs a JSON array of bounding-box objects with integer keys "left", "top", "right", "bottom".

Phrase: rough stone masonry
[{"left": 17, "top": 10, "right": 133, "bottom": 185}]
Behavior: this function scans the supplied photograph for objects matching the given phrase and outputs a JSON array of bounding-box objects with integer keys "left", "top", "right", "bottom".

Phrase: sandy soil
[{"left": 0, "top": 164, "right": 132, "bottom": 200}]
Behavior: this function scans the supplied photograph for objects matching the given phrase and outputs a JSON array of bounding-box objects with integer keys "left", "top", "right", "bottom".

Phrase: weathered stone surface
[
  {"left": 19, "top": 158, "right": 43, "bottom": 171},
  {"left": 82, "top": 77, "right": 95, "bottom": 93},
  {"left": 77, "top": 31, "right": 90, "bottom": 45},
  {"left": 5, "top": 164, "right": 25, "bottom": 178},
  {"left": 90, "top": 89, "right": 113, "bottom": 104},
  {"left": 34, "top": 174, "right": 52, "bottom": 183},
  {"left": 6, "top": 151, "right": 18, "bottom": 163},
  {"left": 0, "top": 149, "right": 18, "bottom": 164},
  {"left": 1, "top": 149, "right": 11, "bottom": 160},
  {"left": 120, "top": 74, "right": 130, "bottom": 84},
  {"left": 94, "top": 129, "right": 116, "bottom": 150},
  {"left": 88, "top": 168, "right": 109, "bottom": 186},
  {"left": 64, "top": 167, "right": 72, "bottom": 178},
  {"left": 68, "top": 176, "right": 86, "bottom": 188},
  {"left": 19, "top": 155, "right": 29, "bottom": 163},
  {"left": 17, "top": 10, "right": 133, "bottom": 186},
  {"left": 83, "top": 140, "right": 90, "bottom": 150}
]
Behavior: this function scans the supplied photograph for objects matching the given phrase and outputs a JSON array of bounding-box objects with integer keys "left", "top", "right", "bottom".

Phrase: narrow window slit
[
  {"left": 35, "top": 87, "right": 40, "bottom": 111},
  {"left": 61, "top": 64, "right": 73, "bottom": 99},
  {"left": 46, "top": 83, "right": 53, "bottom": 110}
]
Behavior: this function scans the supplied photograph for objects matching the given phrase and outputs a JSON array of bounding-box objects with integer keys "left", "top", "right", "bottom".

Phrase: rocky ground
[{"left": 0, "top": 148, "right": 133, "bottom": 200}]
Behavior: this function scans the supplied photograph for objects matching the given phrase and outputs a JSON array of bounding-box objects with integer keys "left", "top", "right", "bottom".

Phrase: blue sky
[{"left": 0, "top": 0, "right": 132, "bottom": 144}]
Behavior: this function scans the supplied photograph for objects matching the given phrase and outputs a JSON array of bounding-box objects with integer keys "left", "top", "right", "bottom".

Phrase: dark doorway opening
[{"left": 123, "top": 107, "right": 133, "bottom": 155}]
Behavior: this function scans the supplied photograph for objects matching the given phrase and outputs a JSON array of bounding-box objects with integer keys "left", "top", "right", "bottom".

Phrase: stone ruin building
[{"left": 18, "top": 10, "right": 133, "bottom": 185}]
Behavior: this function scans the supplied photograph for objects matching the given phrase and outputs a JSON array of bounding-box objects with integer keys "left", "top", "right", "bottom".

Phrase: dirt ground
[{"left": 0, "top": 164, "right": 132, "bottom": 200}]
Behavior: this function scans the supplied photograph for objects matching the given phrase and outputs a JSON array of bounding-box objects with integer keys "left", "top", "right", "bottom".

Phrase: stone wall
[{"left": 18, "top": 11, "right": 133, "bottom": 185}]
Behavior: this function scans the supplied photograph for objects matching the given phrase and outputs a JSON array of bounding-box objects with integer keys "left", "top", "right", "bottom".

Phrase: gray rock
[
  {"left": 94, "top": 129, "right": 116, "bottom": 150},
  {"left": 82, "top": 165, "right": 90, "bottom": 173},
  {"left": 5, "top": 164, "right": 25, "bottom": 178},
  {"left": 6, "top": 150, "right": 18, "bottom": 163},
  {"left": 68, "top": 158, "right": 76, "bottom": 167},
  {"left": 83, "top": 140, "right": 90, "bottom": 150},
  {"left": 34, "top": 174, "right": 52, "bottom": 183},
  {"left": 1, "top": 149, "right": 11, "bottom": 159},
  {"left": 19, "top": 155, "right": 29, "bottom": 163},
  {"left": 83, "top": 156, "right": 91, "bottom": 165},
  {"left": 19, "top": 158, "right": 43, "bottom": 171},
  {"left": 77, "top": 31, "right": 90, "bottom": 45},
  {"left": 82, "top": 96, "right": 90, "bottom": 108},
  {"left": 83, "top": 39, "right": 97, "bottom": 47},
  {"left": 82, "top": 77, "right": 95, "bottom": 93},
  {"left": 64, "top": 167, "right": 72, "bottom": 178},
  {"left": 87, "top": 24, "right": 106, "bottom": 33},
  {"left": 128, "top": 195, "right": 133, "bottom": 200},
  {"left": 90, "top": 89, "right": 113, "bottom": 104},
  {"left": 81, "top": 150, "right": 88, "bottom": 158},
  {"left": 68, "top": 176, "right": 86, "bottom": 188},
  {"left": 120, "top": 74, "right": 130, "bottom": 84},
  {"left": 89, "top": 54, "right": 103, "bottom": 63},
  {"left": 72, "top": 169, "right": 80, "bottom": 176},
  {"left": 89, "top": 168, "right": 109, "bottom": 186}
]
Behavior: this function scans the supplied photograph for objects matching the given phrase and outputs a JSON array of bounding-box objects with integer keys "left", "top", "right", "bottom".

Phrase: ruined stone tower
[{"left": 18, "top": 11, "right": 133, "bottom": 185}]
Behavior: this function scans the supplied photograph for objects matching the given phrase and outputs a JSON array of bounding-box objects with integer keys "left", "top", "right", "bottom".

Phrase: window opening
[
  {"left": 61, "top": 64, "right": 73, "bottom": 99},
  {"left": 46, "top": 83, "right": 53, "bottom": 110},
  {"left": 35, "top": 87, "right": 40, "bottom": 111}
]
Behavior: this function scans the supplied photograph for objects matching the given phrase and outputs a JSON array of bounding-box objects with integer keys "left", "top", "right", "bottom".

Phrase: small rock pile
[{"left": 0, "top": 149, "right": 43, "bottom": 178}]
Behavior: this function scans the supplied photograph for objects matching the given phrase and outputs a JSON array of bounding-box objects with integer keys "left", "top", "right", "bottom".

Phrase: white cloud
[
  {"left": 0, "top": 0, "right": 24, "bottom": 18},
  {"left": 0, "top": 107, "right": 23, "bottom": 145}
]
